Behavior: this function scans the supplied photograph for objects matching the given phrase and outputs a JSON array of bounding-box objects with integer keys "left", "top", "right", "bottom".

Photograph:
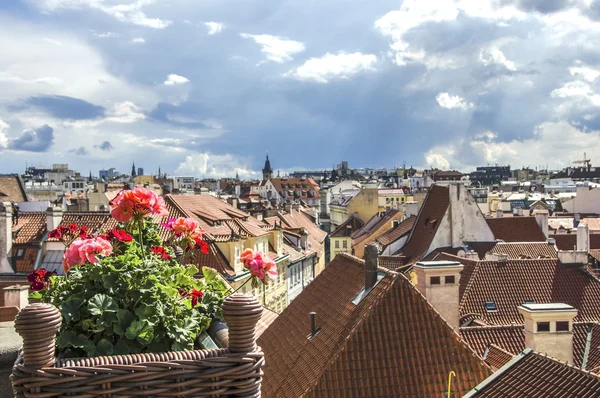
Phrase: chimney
[
  {"left": 3, "top": 285, "right": 29, "bottom": 309},
  {"left": 413, "top": 260, "right": 464, "bottom": 329},
  {"left": 97, "top": 181, "right": 107, "bottom": 193},
  {"left": 533, "top": 209, "right": 549, "bottom": 239},
  {"left": 464, "top": 250, "right": 479, "bottom": 260},
  {"left": 364, "top": 243, "right": 379, "bottom": 291},
  {"left": 392, "top": 219, "right": 400, "bottom": 229},
  {"left": 496, "top": 208, "right": 503, "bottom": 218},
  {"left": 300, "top": 228, "right": 308, "bottom": 251},
  {"left": 46, "top": 206, "right": 63, "bottom": 232},
  {"left": 486, "top": 252, "right": 509, "bottom": 262},
  {"left": 0, "top": 202, "right": 13, "bottom": 273},
  {"left": 284, "top": 203, "right": 292, "bottom": 214},
  {"left": 518, "top": 303, "right": 578, "bottom": 364},
  {"left": 558, "top": 250, "right": 588, "bottom": 266},
  {"left": 577, "top": 223, "right": 590, "bottom": 252},
  {"left": 308, "top": 311, "right": 321, "bottom": 339},
  {"left": 405, "top": 201, "right": 418, "bottom": 218}
]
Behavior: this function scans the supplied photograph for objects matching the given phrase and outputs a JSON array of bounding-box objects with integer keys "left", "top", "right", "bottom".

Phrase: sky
[{"left": 2, "top": 0, "right": 600, "bottom": 179}]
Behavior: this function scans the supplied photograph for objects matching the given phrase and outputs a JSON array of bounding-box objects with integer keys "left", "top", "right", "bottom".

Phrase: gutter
[
  {"left": 582, "top": 324, "right": 594, "bottom": 371},
  {"left": 463, "top": 348, "right": 532, "bottom": 397}
]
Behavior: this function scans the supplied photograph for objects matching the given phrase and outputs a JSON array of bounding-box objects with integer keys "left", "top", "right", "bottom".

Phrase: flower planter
[{"left": 10, "top": 293, "right": 264, "bottom": 398}]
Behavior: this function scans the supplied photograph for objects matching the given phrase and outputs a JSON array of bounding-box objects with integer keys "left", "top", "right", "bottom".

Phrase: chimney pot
[
  {"left": 364, "top": 244, "right": 379, "bottom": 291},
  {"left": 309, "top": 311, "right": 319, "bottom": 338}
]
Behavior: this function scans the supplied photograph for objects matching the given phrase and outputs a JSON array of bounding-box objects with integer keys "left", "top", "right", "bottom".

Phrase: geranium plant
[{"left": 28, "top": 187, "right": 229, "bottom": 359}]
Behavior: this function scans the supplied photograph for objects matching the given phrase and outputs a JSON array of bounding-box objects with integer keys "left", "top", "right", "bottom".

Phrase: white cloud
[
  {"left": 28, "top": 0, "right": 171, "bottom": 29},
  {"left": 374, "top": 0, "right": 527, "bottom": 69},
  {"left": 0, "top": 119, "right": 9, "bottom": 149},
  {"left": 240, "top": 33, "right": 305, "bottom": 63},
  {"left": 436, "top": 92, "right": 473, "bottom": 110},
  {"left": 176, "top": 153, "right": 261, "bottom": 179},
  {"left": 287, "top": 52, "right": 377, "bottom": 83},
  {"left": 479, "top": 47, "right": 517, "bottom": 71},
  {"left": 569, "top": 65, "right": 600, "bottom": 82},
  {"left": 551, "top": 81, "right": 600, "bottom": 107},
  {"left": 424, "top": 121, "right": 600, "bottom": 171},
  {"left": 94, "top": 32, "right": 119, "bottom": 38},
  {"left": 43, "top": 37, "right": 62, "bottom": 45},
  {"left": 204, "top": 22, "right": 224, "bottom": 35},
  {"left": 164, "top": 74, "right": 190, "bottom": 85},
  {"left": 131, "top": 37, "right": 145, "bottom": 43}
]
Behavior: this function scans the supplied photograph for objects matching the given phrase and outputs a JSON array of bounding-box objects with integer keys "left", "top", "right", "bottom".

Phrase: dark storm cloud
[
  {"left": 9, "top": 125, "right": 54, "bottom": 152},
  {"left": 25, "top": 95, "right": 105, "bottom": 120},
  {"left": 95, "top": 141, "right": 114, "bottom": 151},
  {"left": 69, "top": 146, "right": 89, "bottom": 155}
]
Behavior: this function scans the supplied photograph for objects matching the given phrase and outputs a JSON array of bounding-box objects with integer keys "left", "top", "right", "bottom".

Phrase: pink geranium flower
[
  {"left": 238, "top": 249, "right": 278, "bottom": 282},
  {"left": 63, "top": 237, "right": 113, "bottom": 273},
  {"left": 109, "top": 187, "right": 168, "bottom": 223}
]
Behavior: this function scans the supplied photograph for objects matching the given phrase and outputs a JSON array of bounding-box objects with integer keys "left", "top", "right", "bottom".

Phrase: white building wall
[{"left": 563, "top": 185, "right": 600, "bottom": 214}]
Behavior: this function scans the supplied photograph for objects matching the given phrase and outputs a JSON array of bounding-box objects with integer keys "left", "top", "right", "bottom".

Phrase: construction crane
[{"left": 573, "top": 152, "right": 591, "bottom": 170}]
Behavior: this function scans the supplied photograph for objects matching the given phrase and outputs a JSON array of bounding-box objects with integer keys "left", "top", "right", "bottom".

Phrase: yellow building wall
[
  {"left": 378, "top": 193, "right": 415, "bottom": 212},
  {"left": 314, "top": 250, "right": 326, "bottom": 277},
  {"left": 347, "top": 189, "right": 379, "bottom": 225},
  {"left": 133, "top": 175, "right": 155, "bottom": 185},
  {"left": 329, "top": 236, "right": 352, "bottom": 261}
]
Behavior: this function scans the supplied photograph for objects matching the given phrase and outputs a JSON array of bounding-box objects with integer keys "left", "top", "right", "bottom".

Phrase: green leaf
[
  {"left": 114, "top": 309, "right": 135, "bottom": 335},
  {"left": 135, "top": 305, "right": 155, "bottom": 320},
  {"left": 88, "top": 294, "right": 118, "bottom": 316},
  {"left": 61, "top": 298, "right": 84, "bottom": 323},
  {"left": 202, "top": 266, "right": 217, "bottom": 281},
  {"left": 102, "top": 273, "right": 120, "bottom": 290},
  {"left": 96, "top": 339, "right": 114, "bottom": 356},
  {"left": 28, "top": 291, "right": 42, "bottom": 300},
  {"left": 113, "top": 338, "right": 130, "bottom": 355},
  {"left": 125, "top": 320, "right": 155, "bottom": 345},
  {"left": 56, "top": 330, "right": 76, "bottom": 348}
]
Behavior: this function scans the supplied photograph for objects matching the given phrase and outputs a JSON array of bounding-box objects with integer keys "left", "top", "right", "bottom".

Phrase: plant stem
[
  {"left": 138, "top": 219, "right": 145, "bottom": 259},
  {"left": 228, "top": 276, "right": 252, "bottom": 296}
]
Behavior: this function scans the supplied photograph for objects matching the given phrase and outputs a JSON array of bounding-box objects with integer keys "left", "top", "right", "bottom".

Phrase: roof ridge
[{"left": 461, "top": 324, "right": 524, "bottom": 330}]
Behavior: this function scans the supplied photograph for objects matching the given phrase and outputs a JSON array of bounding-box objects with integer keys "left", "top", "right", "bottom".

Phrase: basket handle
[{"left": 222, "top": 293, "right": 262, "bottom": 353}]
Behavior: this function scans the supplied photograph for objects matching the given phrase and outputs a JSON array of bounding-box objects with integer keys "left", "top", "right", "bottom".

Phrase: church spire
[
  {"left": 262, "top": 153, "right": 273, "bottom": 180},
  {"left": 132, "top": 162, "right": 136, "bottom": 178}
]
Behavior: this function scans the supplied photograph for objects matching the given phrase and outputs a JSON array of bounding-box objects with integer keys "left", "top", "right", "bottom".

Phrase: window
[
  {"left": 335, "top": 240, "right": 339, "bottom": 249},
  {"left": 485, "top": 302, "right": 498, "bottom": 312},
  {"left": 537, "top": 322, "right": 550, "bottom": 332},
  {"left": 342, "top": 240, "right": 347, "bottom": 249},
  {"left": 445, "top": 275, "right": 455, "bottom": 284},
  {"left": 556, "top": 321, "right": 570, "bottom": 332},
  {"left": 16, "top": 249, "right": 24, "bottom": 257},
  {"left": 430, "top": 276, "right": 441, "bottom": 285},
  {"left": 262, "top": 241, "right": 266, "bottom": 254}
]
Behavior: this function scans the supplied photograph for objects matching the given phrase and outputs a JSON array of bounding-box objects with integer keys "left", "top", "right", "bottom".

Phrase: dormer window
[{"left": 485, "top": 301, "right": 498, "bottom": 312}]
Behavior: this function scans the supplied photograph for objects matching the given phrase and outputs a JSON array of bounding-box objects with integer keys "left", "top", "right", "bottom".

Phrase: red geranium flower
[
  {"left": 150, "top": 246, "right": 172, "bottom": 260},
  {"left": 106, "top": 228, "right": 133, "bottom": 242},
  {"left": 190, "top": 289, "right": 204, "bottom": 307},
  {"left": 193, "top": 237, "right": 209, "bottom": 255},
  {"left": 27, "top": 268, "right": 55, "bottom": 291}
]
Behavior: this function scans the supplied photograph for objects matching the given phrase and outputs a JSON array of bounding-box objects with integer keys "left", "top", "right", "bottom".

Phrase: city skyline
[{"left": 2, "top": 1, "right": 600, "bottom": 177}]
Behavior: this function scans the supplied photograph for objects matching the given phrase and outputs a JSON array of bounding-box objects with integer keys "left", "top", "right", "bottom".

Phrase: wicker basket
[{"left": 10, "top": 293, "right": 264, "bottom": 398}]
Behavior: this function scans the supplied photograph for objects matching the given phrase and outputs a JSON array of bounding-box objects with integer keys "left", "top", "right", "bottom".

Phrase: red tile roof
[
  {"left": 330, "top": 214, "right": 363, "bottom": 238},
  {"left": 553, "top": 233, "right": 600, "bottom": 251},
  {"left": 11, "top": 247, "right": 40, "bottom": 273},
  {"left": 12, "top": 212, "right": 46, "bottom": 244},
  {"left": 277, "top": 210, "right": 326, "bottom": 255},
  {"left": 573, "top": 322, "right": 600, "bottom": 372},
  {"left": 401, "top": 185, "right": 450, "bottom": 262},
  {"left": 460, "top": 259, "right": 600, "bottom": 325},
  {"left": 485, "top": 242, "right": 557, "bottom": 259},
  {"left": 374, "top": 215, "right": 416, "bottom": 247},
  {"left": 351, "top": 209, "right": 404, "bottom": 257},
  {"left": 461, "top": 325, "right": 525, "bottom": 357},
  {"left": 258, "top": 253, "right": 491, "bottom": 397},
  {"left": 267, "top": 177, "right": 320, "bottom": 200},
  {"left": 0, "top": 175, "right": 27, "bottom": 202},
  {"left": 256, "top": 308, "right": 278, "bottom": 339},
  {"left": 483, "top": 343, "right": 514, "bottom": 369},
  {"left": 486, "top": 217, "right": 547, "bottom": 242},
  {"left": 466, "top": 349, "right": 600, "bottom": 397}
]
